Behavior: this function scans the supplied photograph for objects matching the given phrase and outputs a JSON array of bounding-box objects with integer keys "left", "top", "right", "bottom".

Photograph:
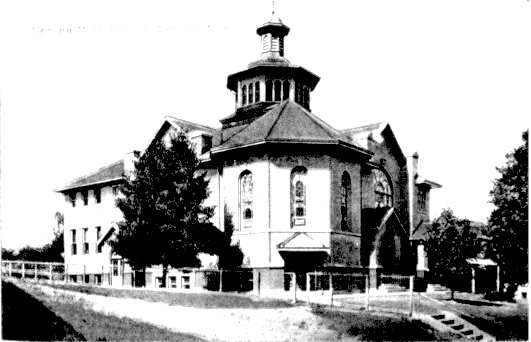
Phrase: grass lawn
[
  {"left": 436, "top": 293, "right": 529, "bottom": 341},
  {"left": 48, "top": 282, "right": 294, "bottom": 309},
  {"left": 14, "top": 281, "right": 207, "bottom": 341},
  {"left": 311, "top": 304, "right": 456, "bottom": 341}
]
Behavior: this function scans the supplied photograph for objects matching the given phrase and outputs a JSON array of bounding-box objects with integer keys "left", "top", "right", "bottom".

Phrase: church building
[{"left": 56, "top": 13, "right": 440, "bottom": 291}]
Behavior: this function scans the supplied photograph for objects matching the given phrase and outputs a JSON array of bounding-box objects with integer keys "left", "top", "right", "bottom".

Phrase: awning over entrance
[
  {"left": 276, "top": 232, "right": 328, "bottom": 252},
  {"left": 466, "top": 258, "right": 497, "bottom": 266}
]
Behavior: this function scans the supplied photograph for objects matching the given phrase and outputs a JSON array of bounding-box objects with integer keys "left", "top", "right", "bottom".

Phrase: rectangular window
[
  {"left": 112, "top": 259, "right": 120, "bottom": 276},
  {"left": 181, "top": 276, "right": 191, "bottom": 289},
  {"left": 417, "top": 190, "right": 427, "bottom": 212},
  {"left": 82, "top": 190, "right": 88, "bottom": 206},
  {"left": 96, "top": 226, "right": 102, "bottom": 253},
  {"left": 94, "top": 188, "right": 101, "bottom": 204},
  {"left": 83, "top": 228, "right": 89, "bottom": 254},
  {"left": 169, "top": 276, "right": 177, "bottom": 288},
  {"left": 71, "top": 230, "right": 77, "bottom": 255},
  {"left": 70, "top": 193, "right": 76, "bottom": 207}
]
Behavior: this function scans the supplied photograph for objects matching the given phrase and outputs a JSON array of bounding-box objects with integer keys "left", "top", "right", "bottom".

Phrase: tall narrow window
[
  {"left": 239, "top": 171, "right": 253, "bottom": 229},
  {"left": 302, "top": 86, "right": 309, "bottom": 108},
  {"left": 274, "top": 80, "right": 282, "bottom": 101},
  {"left": 266, "top": 80, "right": 273, "bottom": 101},
  {"left": 417, "top": 189, "right": 427, "bottom": 212},
  {"left": 82, "top": 190, "right": 88, "bottom": 206},
  {"left": 254, "top": 81, "right": 260, "bottom": 102},
  {"left": 94, "top": 188, "right": 101, "bottom": 204},
  {"left": 96, "top": 226, "right": 102, "bottom": 253},
  {"left": 71, "top": 229, "right": 77, "bottom": 255},
  {"left": 248, "top": 83, "right": 254, "bottom": 104},
  {"left": 295, "top": 83, "right": 302, "bottom": 104},
  {"left": 341, "top": 172, "right": 351, "bottom": 231},
  {"left": 373, "top": 169, "right": 393, "bottom": 208},
  {"left": 283, "top": 80, "right": 290, "bottom": 100},
  {"left": 291, "top": 167, "right": 308, "bottom": 227},
  {"left": 242, "top": 84, "right": 247, "bottom": 106},
  {"left": 69, "top": 193, "right": 76, "bottom": 207},
  {"left": 83, "top": 228, "right": 89, "bottom": 254}
]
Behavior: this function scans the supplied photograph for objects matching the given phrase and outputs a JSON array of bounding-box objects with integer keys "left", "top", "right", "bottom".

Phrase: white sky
[{"left": 1, "top": 0, "right": 529, "bottom": 250}]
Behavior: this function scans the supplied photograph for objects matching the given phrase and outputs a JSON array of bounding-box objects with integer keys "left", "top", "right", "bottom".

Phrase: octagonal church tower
[{"left": 211, "top": 12, "right": 397, "bottom": 292}]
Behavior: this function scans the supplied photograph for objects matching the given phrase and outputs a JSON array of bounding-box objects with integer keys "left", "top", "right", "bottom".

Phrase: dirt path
[{"left": 28, "top": 282, "right": 353, "bottom": 342}]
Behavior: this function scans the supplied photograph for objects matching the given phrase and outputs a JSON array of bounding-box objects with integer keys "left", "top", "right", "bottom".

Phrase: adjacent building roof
[
  {"left": 213, "top": 99, "right": 370, "bottom": 155},
  {"left": 56, "top": 159, "right": 124, "bottom": 192}
]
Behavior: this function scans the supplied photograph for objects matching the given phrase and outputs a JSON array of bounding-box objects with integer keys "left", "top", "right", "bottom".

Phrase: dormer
[{"left": 189, "top": 130, "right": 213, "bottom": 156}]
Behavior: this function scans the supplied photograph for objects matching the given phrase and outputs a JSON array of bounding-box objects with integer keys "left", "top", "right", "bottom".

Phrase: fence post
[
  {"left": 22, "top": 262, "right": 25, "bottom": 279},
  {"left": 365, "top": 275, "right": 369, "bottom": 310},
  {"left": 49, "top": 264, "right": 53, "bottom": 282},
  {"left": 329, "top": 273, "right": 334, "bottom": 307},
  {"left": 219, "top": 270, "right": 223, "bottom": 292},
  {"left": 409, "top": 276, "right": 414, "bottom": 317},
  {"left": 9, "top": 261, "right": 12, "bottom": 277},
  {"left": 35, "top": 262, "right": 38, "bottom": 280},
  {"left": 306, "top": 273, "right": 310, "bottom": 304},
  {"left": 292, "top": 273, "right": 297, "bottom": 303},
  {"left": 83, "top": 265, "right": 86, "bottom": 284}
]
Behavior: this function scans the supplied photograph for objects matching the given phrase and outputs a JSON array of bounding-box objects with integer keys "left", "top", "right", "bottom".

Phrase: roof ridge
[
  {"left": 165, "top": 115, "right": 220, "bottom": 133},
  {"left": 58, "top": 158, "right": 124, "bottom": 191},
  {"left": 265, "top": 100, "right": 290, "bottom": 139},
  {"left": 293, "top": 101, "right": 352, "bottom": 141}
]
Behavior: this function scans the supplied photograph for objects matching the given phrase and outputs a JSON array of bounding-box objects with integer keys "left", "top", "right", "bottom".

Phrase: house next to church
[{"left": 55, "top": 13, "right": 441, "bottom": 291}]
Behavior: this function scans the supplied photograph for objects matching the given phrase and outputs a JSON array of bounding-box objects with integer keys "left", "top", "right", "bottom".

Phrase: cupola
[{"left": 224, "top": 10, "right": 320, "bottom": 127}]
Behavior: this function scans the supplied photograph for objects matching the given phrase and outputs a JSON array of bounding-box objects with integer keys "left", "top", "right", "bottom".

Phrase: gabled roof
[
  {"left": 213, "top": 99, "right": 370, "bottom": 155},
  {"left": 277, "top": 232, "right": 327, "bottom": 251},
  {"left": 342, "top": 122, "right": 407, "bottom": 165},
  {"left": 56, "top": 159, "right": 124, "bottom": 192},
  {"left": 158, "top": 116, "right": 222, "bottom": 147}
]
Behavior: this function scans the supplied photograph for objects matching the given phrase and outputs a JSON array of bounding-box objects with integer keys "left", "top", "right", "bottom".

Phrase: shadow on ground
[{"left": 2, "top": 280, "right": 86, "bottom": 341}]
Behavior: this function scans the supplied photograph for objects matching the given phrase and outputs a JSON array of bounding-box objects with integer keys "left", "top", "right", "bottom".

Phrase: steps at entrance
[
  {"left": 429, "top": 312, "right": 494, "bottom": 342},
  {"left": 378, "top": 283, "right": 407, "bottom": 293}
]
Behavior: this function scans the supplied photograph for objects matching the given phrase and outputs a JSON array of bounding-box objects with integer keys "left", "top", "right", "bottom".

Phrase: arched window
[
  {"left": 341, "top": 172, "right": 351, "bottom": 231},
  {"left": 283, "top": 80, "right": 290, "bottom": 100},
  {"left": 239, "top": 171, "right": 253, "bottom": 228},
  {"left": 274, "top": 80, "right": 282, "bottom": 101},
  {"left": 242, "top": 84, "right": 247, "bottom": 106},
  {"left": 248, "top": 83, "right": 254, "bottom": 104},
  {"left": 254, "top": 81, "right": 260, "bottom": 102},
  {"left": 291, "top": 167, "right": 307, "bottom": 227},
  {"left": 266, "top": 80, "right": 273, "bottom": 101},
  {"left": 373, "top": 169, "right": 392, "bottom": 208}
]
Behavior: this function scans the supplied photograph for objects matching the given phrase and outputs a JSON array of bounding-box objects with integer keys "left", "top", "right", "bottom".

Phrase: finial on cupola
[{"left": 256, "top": 0, "right": 290, "bottom": 60}]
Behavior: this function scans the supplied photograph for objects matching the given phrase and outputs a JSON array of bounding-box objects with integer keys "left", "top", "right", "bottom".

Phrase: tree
[
  {"left": 488, "top": 130, "right": 528, "bottom": 293},
  {"left": 113, "top": 130, "right": 218, "bottom": 287},
  {"left": 426, "top": 209, "right": 481, "bottom": 299},
  {"left": 217, "top": 205, "right": 244, "bottom": 270}
]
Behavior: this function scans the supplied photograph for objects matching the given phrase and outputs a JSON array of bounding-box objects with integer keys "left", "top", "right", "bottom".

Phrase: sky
[{"left": 1, "top": 0, "right": 529, "bottom": 250}]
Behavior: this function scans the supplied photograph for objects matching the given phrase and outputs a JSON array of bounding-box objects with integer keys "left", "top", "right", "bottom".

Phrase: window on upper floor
[
  {"left": 255, "top": 81, "right": 260, "bottom": 102},
  {"left": 341, "top": 172, "right": 352, "bottom": 231},
  {"left": 239, "top": 171, "right": 253, "bottom": 229},
  {"left": 94, "top": 188, "right": 101, "bottom": 204},
  {"left": 112, "top": 185, "right": 119, "bottom": 197},
  {"left": 274, "top": 80, "right": 282, "bottom": 101},
  {"left": 69, "top": 193, "right": 76, "bottom": 207},
  {"left": 291, "top": 167, "right": 308, "bottom": 227},
  {"left": 373, "top": 169, "right": 392, "bottom": 208},
  {"left": 266, "top": 80, "right": 273, "bottom": 101},
  {"left": 71, "top": 229, "right": 77, "bottom": 255},
  {"left": 82, "top": 190, "right": 88, "bottom": 206},
  {"left": 283, "top": 80, "right": 290, "bottom": 100},
  {"left": 417, "top": 189, "right": 427, "bottom": 212},
  {"left": 248, "top": 82, "right": 254, "bottom": 104},
  {"left": 242, "top": 84, "right": 247, "bottom": 106},
  {"left": 82, "top": 228, "right": 89, "bottom": 254}
]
